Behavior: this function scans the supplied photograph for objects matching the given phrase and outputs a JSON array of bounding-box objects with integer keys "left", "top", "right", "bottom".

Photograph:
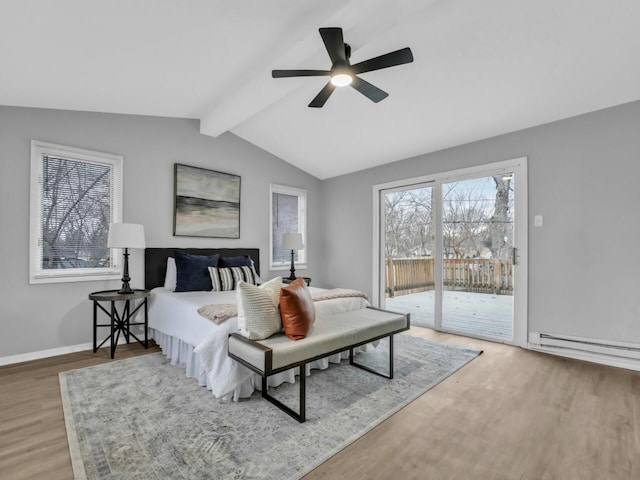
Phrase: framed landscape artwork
[{"left": 173, "top": 164, "right": 241, "bottom": 238}]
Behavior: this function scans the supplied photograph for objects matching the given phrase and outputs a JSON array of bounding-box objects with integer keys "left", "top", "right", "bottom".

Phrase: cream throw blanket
[
  {"left": 197, "top": 303, "right": 238, "bottom": 325},
  {"left": 310, "top": 288, "right": 368, "bottom": 302},
  {"left": 197, "top": 288, "right": 368, "bottom": 324}
]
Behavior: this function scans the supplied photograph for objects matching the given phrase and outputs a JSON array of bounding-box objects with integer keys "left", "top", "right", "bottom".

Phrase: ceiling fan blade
[
  {"left": 351, "top": 47, "right": 414, "bottom": 75},
  {"left": 308, "top": 82, "right": 336, "bottom": 108},
  {"left": 272, "top": 69, "right": 331, "bottom": 78},
  {"left": 319, "top": 27, "right": 347, "bottom": 65},
  {"left": 350, "top": 76, "right": 388, "bottom": 103}
]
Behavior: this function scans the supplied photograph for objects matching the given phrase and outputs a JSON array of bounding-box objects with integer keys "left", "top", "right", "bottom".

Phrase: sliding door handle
[{"left": 512, "top": 247, "right": 518, "bottom": 265}]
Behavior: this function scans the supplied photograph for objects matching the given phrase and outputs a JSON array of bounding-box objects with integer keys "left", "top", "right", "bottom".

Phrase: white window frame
[
  {"left": 372, "top": 157, "right": 528, "bottom": 347},
  {"left": 269, "top": 184, "right": 307, "bottom": 270},
  {"left": 29, "top": 140, "right": 123, "bottom": 284}
]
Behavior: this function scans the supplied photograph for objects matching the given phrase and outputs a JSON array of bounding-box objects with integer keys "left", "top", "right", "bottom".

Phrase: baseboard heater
[{"left": 529, "top": 331, "right": 640, "bottom": 369}]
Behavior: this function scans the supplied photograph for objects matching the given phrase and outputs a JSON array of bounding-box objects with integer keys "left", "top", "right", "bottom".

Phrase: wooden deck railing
[{"left": 386, "top": 257, "right": 513, "bottom": 297}]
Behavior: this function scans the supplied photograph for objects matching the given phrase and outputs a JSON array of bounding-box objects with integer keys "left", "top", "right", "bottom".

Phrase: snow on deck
[{"left": 385, "top": 290, "right": 513, "bottom": 341}]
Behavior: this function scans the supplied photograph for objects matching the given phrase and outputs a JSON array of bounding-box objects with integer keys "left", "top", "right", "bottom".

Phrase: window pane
[
  {"left": 272, "top": 192, "right": 299, "bottom": 263},
  {"left": 30, "top": 141, "right": 123, "bottom": 284},
  {"left": 41, "top": 154, "right": 112, "bottom": 270},
  {"left": 269, "top": 184, "right": 307, "bottom": 270}
]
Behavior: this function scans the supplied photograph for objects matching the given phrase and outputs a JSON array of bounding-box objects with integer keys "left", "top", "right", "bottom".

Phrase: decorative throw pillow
[
  {"left": 245, "top": 265, "right": 263, "bottom": 284},
  {"left": 208, "top": 266, "right": 233, "bottom": 291},
  {"left": 219, "top": 255, "right": 252, "bottom": 267},
  {"left": 279, "top": 277, "right": 316, "bottom": 340},
  {"left": 231, "top": 266, "right": 256, "bottom": 287},
  {"left": 208, "top": 266, "right": 259, "bottom": 291},
  {"left": 163, "top": 257, "right": 177, "bottom": 291},
  {"left": 219, "top": 255, "right": 262, "bottom": 285},
  {"left": 248, "top": 259, "right": 262, "bottom": 285},
  {"left": 174, "top": 251, "right": 220, "bottom": 292},
  {"left": 236, "top": 277, "right": 283, "bottom": 340}
]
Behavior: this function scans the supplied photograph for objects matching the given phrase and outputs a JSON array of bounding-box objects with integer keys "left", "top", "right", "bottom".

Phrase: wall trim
[
  {"left": 528, "top": 330, "right": 640, "bottom": 371},
  {"left": 0, "top": 337, "right": 130, "bottom": 367},
  {"left": 529, "top": 344, "right": 640, "bottom": 372}
]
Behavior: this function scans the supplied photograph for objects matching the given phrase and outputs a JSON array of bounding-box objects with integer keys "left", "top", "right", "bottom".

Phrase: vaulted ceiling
[{"left": 2, "top": 0, "right": 640, "bottom": 179}]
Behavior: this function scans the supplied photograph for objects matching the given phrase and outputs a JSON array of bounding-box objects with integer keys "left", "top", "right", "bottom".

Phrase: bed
[{"left": 145, "top": 247, "right": 371, "bottom": 401}]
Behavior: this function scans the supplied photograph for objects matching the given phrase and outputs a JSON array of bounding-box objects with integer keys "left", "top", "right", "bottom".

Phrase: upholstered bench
[{"left": 228, "top": 306, "right": 410, "bottom": 422}]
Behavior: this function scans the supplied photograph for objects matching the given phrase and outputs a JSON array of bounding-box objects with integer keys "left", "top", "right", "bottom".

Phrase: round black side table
[{"left": 89, "top": 289, "right": 150, "bottom": 359}]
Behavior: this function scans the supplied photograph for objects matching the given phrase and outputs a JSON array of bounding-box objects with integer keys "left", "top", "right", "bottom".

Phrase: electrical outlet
[{"left": 534, "top": 215, "right": 543, "bottom": 227}]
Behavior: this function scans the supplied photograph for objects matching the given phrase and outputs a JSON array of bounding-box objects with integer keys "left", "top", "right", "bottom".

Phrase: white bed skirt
[{"left": 150, "top": 328, "right": 375, "bottom": 402}]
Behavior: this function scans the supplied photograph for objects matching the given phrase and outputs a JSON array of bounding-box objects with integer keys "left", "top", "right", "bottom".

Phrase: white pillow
[
  {"left": 164, "top": 257, "right": 177, "bottom": 291},
  {"left": 250, "top": 259, "right": 263, "bottom": 285},
  {"left": 236, "top": 277, "right": 283, "bottom": 340}
]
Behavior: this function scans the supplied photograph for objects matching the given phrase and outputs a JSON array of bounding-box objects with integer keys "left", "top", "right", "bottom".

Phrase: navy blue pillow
[
  {"left": 174, "top": 251, "right": 220, "bottom": 292},
  {"left": 219, "top": 255, "right": 252, "bottom": 268}
]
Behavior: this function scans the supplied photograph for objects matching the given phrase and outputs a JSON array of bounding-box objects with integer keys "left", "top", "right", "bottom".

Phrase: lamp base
[
  {"left": 118, "top": 283, "right": 134, "bottom": 295},
  {"left": 118, "top": 248, "right": 134, "bottom": 294},
  {"left": 288, "top": 249, "right": 296, "bottom": 280}
]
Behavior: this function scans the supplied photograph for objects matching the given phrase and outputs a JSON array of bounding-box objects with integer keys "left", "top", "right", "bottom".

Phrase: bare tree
[
  {"left": 42, "top": 156, "right": 111, "bottom": 269},
  {"left": 384, "top": 187, "right": 433, "bottom": 258},
  {"left": 442, "top": 182, "right": 489, "bottom": 258},
  {"left": 385, "top": 176, "right": 513, "bottom": 261},
  {"left": 488, "top": 175, "right": 513, "bottom": 260}
]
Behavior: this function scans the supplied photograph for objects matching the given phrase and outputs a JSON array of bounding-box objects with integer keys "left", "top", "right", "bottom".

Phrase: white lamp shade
[
  {"left": 107, "top": 223, "right": 146, "bottom": 249},
  {"left": 281, "top": 232, "right": 304, "bottom": 250}
]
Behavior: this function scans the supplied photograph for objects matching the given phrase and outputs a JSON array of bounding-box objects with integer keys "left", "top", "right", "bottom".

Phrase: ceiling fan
[{"left": 272, "top": 27, "right": 414, "bottom": 108}]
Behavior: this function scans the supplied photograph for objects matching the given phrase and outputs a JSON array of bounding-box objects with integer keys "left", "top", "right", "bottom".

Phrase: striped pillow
[
  {"left": 208, "top": 266, "right": 259, "bottom": 291},
  {"left": 236, "top": 277, "right": 283, "bottom": 340}
]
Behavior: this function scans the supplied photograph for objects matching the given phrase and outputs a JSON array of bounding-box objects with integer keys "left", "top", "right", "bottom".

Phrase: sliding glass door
[
  {"left": 381, "top": 182, "right": 435, "bottom": 327},
  {"left": 441, "top": 174, "right": 514, "bottom": 341},
  {"left": 376, "top": 159, "right": 527, "bottom": 346}
]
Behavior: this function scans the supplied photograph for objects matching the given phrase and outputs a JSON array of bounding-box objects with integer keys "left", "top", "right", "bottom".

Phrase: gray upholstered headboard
[{"left": 144, "top": 247, "right": 260, "bottom": 290}]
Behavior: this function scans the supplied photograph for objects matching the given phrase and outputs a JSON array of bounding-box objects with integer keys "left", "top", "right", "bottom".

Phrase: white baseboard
[
  {"left": 0, "top": 337, "right": 132, "bottom": 367},
  {"left": 528, "top": 330, "right": 640, "bottom": 371},
  {"left": 529, "top": 344, "right": 640, "bottom": 372}
]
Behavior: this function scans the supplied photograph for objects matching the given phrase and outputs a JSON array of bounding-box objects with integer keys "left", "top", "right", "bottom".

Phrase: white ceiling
[{"left": 2, "top": 0, "right": 640, "bottom": 179}]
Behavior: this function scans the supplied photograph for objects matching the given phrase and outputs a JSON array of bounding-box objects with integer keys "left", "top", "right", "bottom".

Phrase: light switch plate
[{"left": 534, "top": 215, "right": 543, "bottom": 227}]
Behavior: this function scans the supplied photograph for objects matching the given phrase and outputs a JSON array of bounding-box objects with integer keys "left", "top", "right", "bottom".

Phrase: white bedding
[{"left": 148, "top": 286, "right": 371, "bottom": 400}]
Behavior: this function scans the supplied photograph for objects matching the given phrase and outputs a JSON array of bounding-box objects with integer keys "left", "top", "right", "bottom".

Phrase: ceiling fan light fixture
[
  {"left": 330, "top": 72, "right": 353, "bottom": 87},
  {"left": 272, "top": 27, "right": 413, "bottom": 107}
]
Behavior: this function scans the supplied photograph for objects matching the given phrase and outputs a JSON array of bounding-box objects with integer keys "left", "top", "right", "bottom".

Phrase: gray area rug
[{"left": 60, "top": 334, "right": 481, "bottom": 480}]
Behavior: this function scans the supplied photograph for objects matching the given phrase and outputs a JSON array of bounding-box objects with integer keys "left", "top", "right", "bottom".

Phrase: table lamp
[
  {"left": 281, "top": 233, "right": 304, "bottom": 281},
  {"left": 107, "top": 223, "right": 146, "bottom": 294}
]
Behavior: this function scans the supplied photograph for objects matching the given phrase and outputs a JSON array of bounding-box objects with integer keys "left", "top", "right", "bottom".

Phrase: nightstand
[
  {"left": 89, "top": 289, "right": 149, "bottom": 359},
  {"left": 282, "top": 277, "right": 311, "bottom": 286}
]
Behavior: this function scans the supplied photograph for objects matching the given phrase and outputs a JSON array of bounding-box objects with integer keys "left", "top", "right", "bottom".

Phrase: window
[
  {"left": 29, "top": 140, "right": 123, "bottom": 284},
  {"left": 270, "top": 184, "right": 307, "bottom": 270}
]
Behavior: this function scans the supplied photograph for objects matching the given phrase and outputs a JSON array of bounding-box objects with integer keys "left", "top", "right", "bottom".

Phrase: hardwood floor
[
  {"left": 306, "top": 330, "right": 640, "bottom": 480},
  {"left": 0, "top": 343, "right": 161, "bottom": 480},
  {"left": 1, "top": 331, "right": 639, "bottom": 479}
]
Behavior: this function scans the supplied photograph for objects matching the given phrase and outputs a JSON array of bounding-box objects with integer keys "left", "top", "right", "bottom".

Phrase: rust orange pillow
[{"left": 279, "top": 277, "right": 316, "bottom": 340}]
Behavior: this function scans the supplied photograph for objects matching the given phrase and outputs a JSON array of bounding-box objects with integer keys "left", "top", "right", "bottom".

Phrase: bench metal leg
[
  {"left": 262, "top": 362, "right": 307, "bottom": 423},
  {"left": 349, "top": 334, "right": 394, "bottom": 379},
  {"left": 247, "top": 332, "right": 400, "bottom": 423},
  {"left": 263, "top": 336, "right": 396, "bottom": 423}
]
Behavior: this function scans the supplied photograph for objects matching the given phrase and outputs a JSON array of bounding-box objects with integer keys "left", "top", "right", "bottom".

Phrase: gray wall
[
  {"left": 4, "top": 100, "right": 640, "bottom": 358},
  {"left": 319, "top": 100, "right": 640, "bottom": 344},
  {"left": 0, "top": 106, "right": 319, "bottom": 357}
]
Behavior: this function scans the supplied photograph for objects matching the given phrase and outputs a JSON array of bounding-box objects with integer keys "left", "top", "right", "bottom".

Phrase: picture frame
[{"left": 173, "top": 163, "right": 241, "bottom": 238}]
